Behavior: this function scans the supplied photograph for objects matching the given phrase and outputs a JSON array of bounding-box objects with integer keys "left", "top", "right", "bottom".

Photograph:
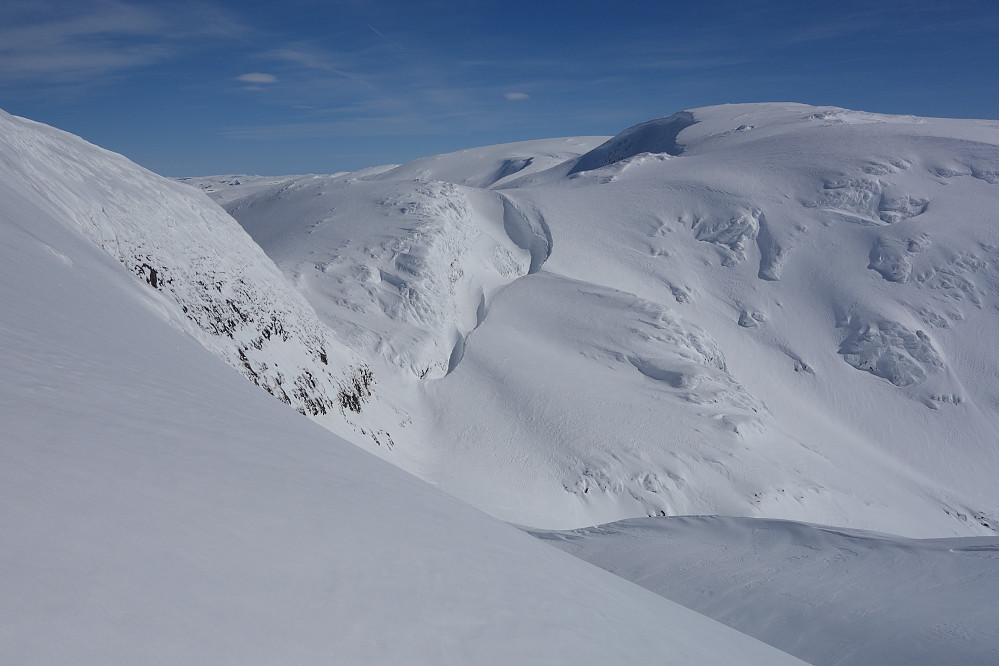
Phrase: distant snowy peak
[
  {"left": 571, "top": 103, "right": 999, "bottom": 170},
  {"left": 370, "top": 136, "right": 608, "bottom": 188},
  {"left": 176, "top": 174, "right": 308, "bottom": 206},
  {"left": 0, "top": 109, "right": 376, "bottom": 426}
]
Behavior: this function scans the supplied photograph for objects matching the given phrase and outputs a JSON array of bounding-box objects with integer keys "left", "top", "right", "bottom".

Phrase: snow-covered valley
[{"left": 4, "top": 102, "right": 999, "bottom": 662}]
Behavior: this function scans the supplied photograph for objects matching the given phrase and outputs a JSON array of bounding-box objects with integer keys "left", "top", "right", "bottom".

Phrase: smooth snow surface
[
  {"left": 0, "top": 108, "right": 804, "bottom": 664},
  {"left": 534, "top": 516, "right": 999, "bottom": 666},
  {"left": 202, "top": 103, "right": 999, "bottom": 536}
]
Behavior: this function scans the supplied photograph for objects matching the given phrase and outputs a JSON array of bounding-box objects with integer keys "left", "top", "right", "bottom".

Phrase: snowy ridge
[
  {"left": 0, "top": 109, "right": 377, "bottom": 426},
  {"left": 368, "top": 136, "right": 607, "bottom": 188},
  {"left": 211, "top": 103, "right": 999, "bottom": 536}
]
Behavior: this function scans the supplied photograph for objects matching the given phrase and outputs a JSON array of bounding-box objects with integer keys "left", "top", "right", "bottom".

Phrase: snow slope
[
  {"left": 0, "top": 109, "right": 804, "bottom": 664},
  {"left": 208, "top": 103, "right": 999, "bottom": 536},
  {"left": 534, "top": 516, "right": 999, "bottom": 666},
  {"left": 0, "top": 109, "right": 397, "bottom": 446}
]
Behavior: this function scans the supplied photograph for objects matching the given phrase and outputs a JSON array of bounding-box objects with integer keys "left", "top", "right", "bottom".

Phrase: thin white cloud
[
  {"left": 0, "top": 0, "right": 249, "bottom": 86},
  {"left": 504, "top": 92, "right": 529, "bottom": 101},
  {"left": 236, "top": 72, "right": 278, "bottom": 84}
]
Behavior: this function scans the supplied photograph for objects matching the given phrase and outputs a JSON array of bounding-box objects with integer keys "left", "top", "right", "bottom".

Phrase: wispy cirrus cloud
[
  {"left": 267, "top": 45, "right": 387, "bottom": 93},
  {"left": 0, "top": 0, "right": 248, "bottom": 87},
  {"left": 771, "top": 2, "right": 999, "bottom": 46}
]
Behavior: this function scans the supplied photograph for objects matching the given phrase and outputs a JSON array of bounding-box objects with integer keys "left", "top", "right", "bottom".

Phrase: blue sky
[{"left": 2, "top": 0, "right": 997, "bottom": 176}]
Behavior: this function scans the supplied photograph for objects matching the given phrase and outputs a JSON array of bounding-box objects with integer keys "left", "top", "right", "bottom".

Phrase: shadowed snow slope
[
  {"left": 567, "top": 111, "right": 696, "bottom": 174},
  {"left": 0, "top": 109, "right": 805, "bottom": 664},
  {"left": 207, "top": 103, "right": 999, "bottom": 536},
  {"left": 534, "top": 516, "right": 999, "bottom": 666}
]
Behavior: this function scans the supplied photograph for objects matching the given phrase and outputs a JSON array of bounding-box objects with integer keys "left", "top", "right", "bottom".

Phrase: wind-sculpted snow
[
  {"left": 688, "top": 208, "right": 761, "bottom": 266},
  {"left": 207, "top": 103, "right": 999, "bottom": 537},
  {"left": 838, "top": 319, "right": 943, "bottom": 386},
  {"left": 807, "top": 176, "right": 929, "bottom": 226},
  {"left": 868, "top": 237, "right": 912, "bottom": 282},
  {"left": 499, "top": 192, "right": 553, "bottom": 273},
  {"left": 0, "top": 109, "right": 374, "bottom": 424},
  {"left": 569, "top": 111, "right": 696, "bottom": 174}
]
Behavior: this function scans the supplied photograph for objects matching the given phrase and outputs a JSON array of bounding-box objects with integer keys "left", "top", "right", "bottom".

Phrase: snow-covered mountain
[
  {"left": 196, "top": 103, "right": 999, "bottom": 537},
  {"left": 0, "top": 108, "right": 809, "bottom": 664}
]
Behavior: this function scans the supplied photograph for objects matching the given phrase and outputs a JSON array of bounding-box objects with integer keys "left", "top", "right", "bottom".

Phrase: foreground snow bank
[{"left": 534, "top": 516, "right": 999, "bottom": 666}]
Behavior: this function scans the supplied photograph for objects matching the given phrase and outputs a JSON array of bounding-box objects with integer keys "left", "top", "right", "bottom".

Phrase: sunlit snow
[{"left": 4, "top": 100, "right": 999, "bottom": 663}]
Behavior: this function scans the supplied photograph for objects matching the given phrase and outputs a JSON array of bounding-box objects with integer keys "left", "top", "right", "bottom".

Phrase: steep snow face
[
  {"left": 535, "top": 516, "right": 999, "bottom": 666},
  {"left": 223, "top": 174, "right": 543, "bottom": 381},
  {"left": 205, "top": 104, "right": 999, "bottom": 536},
  {"left": 0, "top": 109, "right": 380, "bottom": 435},
  {"left": 568, "top": 111, "right": 696, "bottom": 174},
  {"left": 0, "top": 180, "right": 806, "bottom": 665}
]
